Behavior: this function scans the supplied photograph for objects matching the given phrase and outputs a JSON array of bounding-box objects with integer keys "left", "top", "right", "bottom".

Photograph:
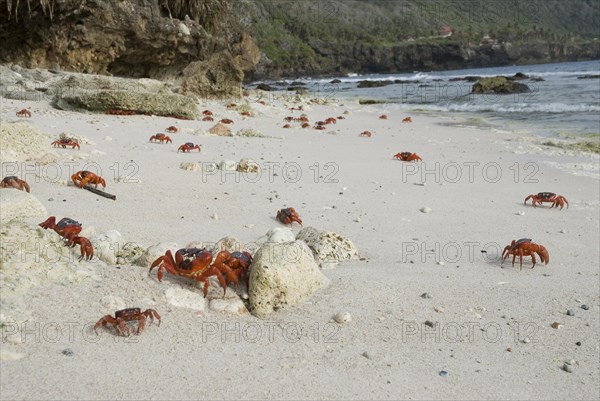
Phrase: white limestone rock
[{"left": 249, "top": 240, "right": 330, "bottom": 317}]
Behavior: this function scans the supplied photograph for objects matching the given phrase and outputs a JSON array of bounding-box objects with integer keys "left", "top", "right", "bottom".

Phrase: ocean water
[{"left": 263, "top": 60, "right": 600, "bottom": 139}]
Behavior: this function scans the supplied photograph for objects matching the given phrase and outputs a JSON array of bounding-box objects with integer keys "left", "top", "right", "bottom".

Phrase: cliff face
[
  {"left": 248, "top": 40, "right": 600, "bottom": 80},
  {"left": 0, "top": 0, "right": 260, "bottom": 92}
]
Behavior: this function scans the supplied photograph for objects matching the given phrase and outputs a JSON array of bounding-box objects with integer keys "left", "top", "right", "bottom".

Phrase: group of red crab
[
  {"left": 149, "top": 126, "right": 201, "bottom": 153},
  {"left": 105, "top": 206, "right": 299, "bottom": 336},
  {"left": 366, "top": 113, "right": 566, "bottom": 270},
  {"left": 147, "top": 207, "right": 301, "bottom": 297},
  {"left": 282, "top": 114, "right": 345, "bottom": 130}
]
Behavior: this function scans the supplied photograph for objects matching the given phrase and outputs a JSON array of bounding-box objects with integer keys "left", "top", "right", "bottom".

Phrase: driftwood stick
[{"left": 83, "top": 185, "right": 116, "bottom": 200}]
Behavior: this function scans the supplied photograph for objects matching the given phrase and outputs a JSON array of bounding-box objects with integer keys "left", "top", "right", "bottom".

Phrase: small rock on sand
[
  {"left": 420, "top": 207, "right": 432, "bottom": 213},
  {"left": 333, "top": 311, "right": 352, "bottom": 323}
]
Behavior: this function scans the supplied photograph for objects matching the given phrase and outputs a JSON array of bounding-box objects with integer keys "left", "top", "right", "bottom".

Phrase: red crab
[
  {"left": 39, "top": 216, "right": 82, "bottom": 242},
  {"left": 293, "top": 116, "right": 309, "bottom": 123},
  {"left": 177, "top": 142, "right": 201, "bottom": 153},
  {"left": 379, "top": 114, "right": 388, "bottom": 120},
  {"left": 314, "top": 125, "right": 326, "bottom": 130},
  {"left": 226, "top": 103, "right": 237, "bottom": 109},
  {"left": 94, "top": 308, "right": 161, "bottom": 337},
  {"left": 301, "top": 123, "right": 310, "bottom": 129},
  {"left": 16, "top": 109, "right": 32, "bottom": 117},
  {"left": 324, "top": 117, "right": 337, "bottom": 124},
  {"left": 69, "top": 236, "right": 94, "bottom": 261},
  {"left": 336, "top": 116, "right": 346, "bottom": 120},
  {"left": 402, "top": 117, "right": 413, "bottom": 123},
  {"left": 359, "top": 131, "right": 372, "bottom": 137},
  {"left": 524, "top": 192, "right": 569, "bottom": 210},
  {"left": 501, "top": 239, "right": 549, "bottom": 270},
  {"left": 202, "top": 116, "right": 214, "bottom": 122},
  {"left": 72, "top": 171, "right": 106, "bottom": 189},
  {"left": 393, "top": 152, "right": 422, "bottom": 162},
  {"left": 165, "top": 126, "right": 178, "bottom": 133},
  {"left": 149, "top": 248, "right": 252, "bottom": 297},
  {"left": 284, "top": 116, "right": 294, "bottom": 122},
  {"left": 51, "top": 138, "right": 80, "bottom": 149},
  {"left": 276, "top": 207, "right": 302, "bottom": 225},
  {"left": 220, "top": 118, "right": 234, "bottom": 124},
  {"left": 240, "top": 111, "right": 251, "bottom": 117},
  {"left": 283, "top": 124, "right": 292, "bottom": 128},
  {"left": 0, "top": 176, "right": 30, "bottom": 192},
  {"left": 202, "top": 110, "right": 214, "bottom": 116},
  {"left": 149, "top": 133, "right": 172, "bottom": 143}
]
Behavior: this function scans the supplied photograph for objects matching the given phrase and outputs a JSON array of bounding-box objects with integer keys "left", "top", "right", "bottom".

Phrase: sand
[{"left": 0, "top": 89, "right": 599, "bottom": 400}]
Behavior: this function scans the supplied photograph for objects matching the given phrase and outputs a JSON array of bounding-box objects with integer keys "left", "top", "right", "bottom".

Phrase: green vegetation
[{"left": 241, "top": 0, "right": 600, "bottom": 74}]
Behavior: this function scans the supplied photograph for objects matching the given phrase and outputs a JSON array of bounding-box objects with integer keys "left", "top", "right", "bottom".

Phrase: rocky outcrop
[
  {"left": 0, "top": 122, "right": 54, "bottom": 163},
  {"left": 0, "top": 190, "right": 47, "bottom": 223},
  {"left": 55, "top": 88, "right": 199, "bottom": 119},
  {"left": 471, "top": 77, "right": 531, "bottom": 94},
  {"left": 180, "top": 51, "right": 244, "bottom": 99},
  {"left": 0, "top": 0, "right": 259, "bottom": 94}
]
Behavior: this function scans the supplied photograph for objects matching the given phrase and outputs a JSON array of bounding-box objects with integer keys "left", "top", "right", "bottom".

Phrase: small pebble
[
  {"left": 517, "top": 211, "right": 525, "bottom": 216},
  {"left": 559, "top": 229, "right": 567, "bottom": 233},
  {"left": 581, "top": 304, "right": 589, "bottom": 310},
  {"left": 551, "top": 322, "right": 561, "bottom": 329},
  {"left": 563, "top": 363, "right": 574, "bottom": 373},
  {"left": 420, "top": 207, "right": 432, "bottom": 213},
  {"left": 420, "top": 292, "right": 432, "bottom": 299},
  {"left": 437, "top": 261, "right": 444, "bottom": 266},
  {"left": 506, "top": 347, "right": 512, "bottom": 352},
  {"left": 566, "top": 309, "right": 574, "bottom": 316},
  {"left": 424, "top": 320, "right": 435, "bottom": 328},
  {"left": 62, "top": 348, "right": 74, "bottom": 357},
  {"left": 48, "top": 197, "right": 54, "bottom": 201},
  {"left": 439, "top": 370, "right": 448, "bottom": 377},
  {"left": 333, "top": 312, "right": 352, "bottom": 324},
  {"left": 576, "top": 341, "right": 582, "bottom": 346},
  {"left": 211, "top": 213, "right": 219, "bottom": 220},
  {"left": 361, "top": 351, "right": 372, "bottom": 360},
  {"left": 434, "top": 307, "right": 444, "bottom": 313},
  {"left": 522, "top": 338, "right": 531, "bottom": 343}
]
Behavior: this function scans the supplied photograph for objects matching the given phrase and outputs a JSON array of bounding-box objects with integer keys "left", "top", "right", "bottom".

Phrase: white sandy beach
[{"left": 0, "top": 87, "right": 599, "bottom": 400}]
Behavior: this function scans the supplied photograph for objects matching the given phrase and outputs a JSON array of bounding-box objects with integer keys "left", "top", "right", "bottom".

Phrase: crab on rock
[
  {"left": 39, "top": 216, "right": 82, "bottom": 242},
  {"left": 94, "top": 308, "right": 161, "bottom": 336},
  {"left": 0, "top": 176, "right": 30, "bottom": 192},
  {"left": 149, "top": 248, "right": 252, "bottom": 297},
  {"left": 524, "top": 192, "right": 569, "bottom": 210},
  {"left": 72, "top": 170, "right": 106, "bottom": 189},
  {"left": 177, "top": 142, "right": 201, "bottom": 153},
  {"left": 393, "top": 152, "right": 422, "bottom": 162},
  {"left": 501, "top": 238, "right": 549, "bottom": 270},
  {"left": 276, "top": 207, "right": 303, "bottom": 225}
]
